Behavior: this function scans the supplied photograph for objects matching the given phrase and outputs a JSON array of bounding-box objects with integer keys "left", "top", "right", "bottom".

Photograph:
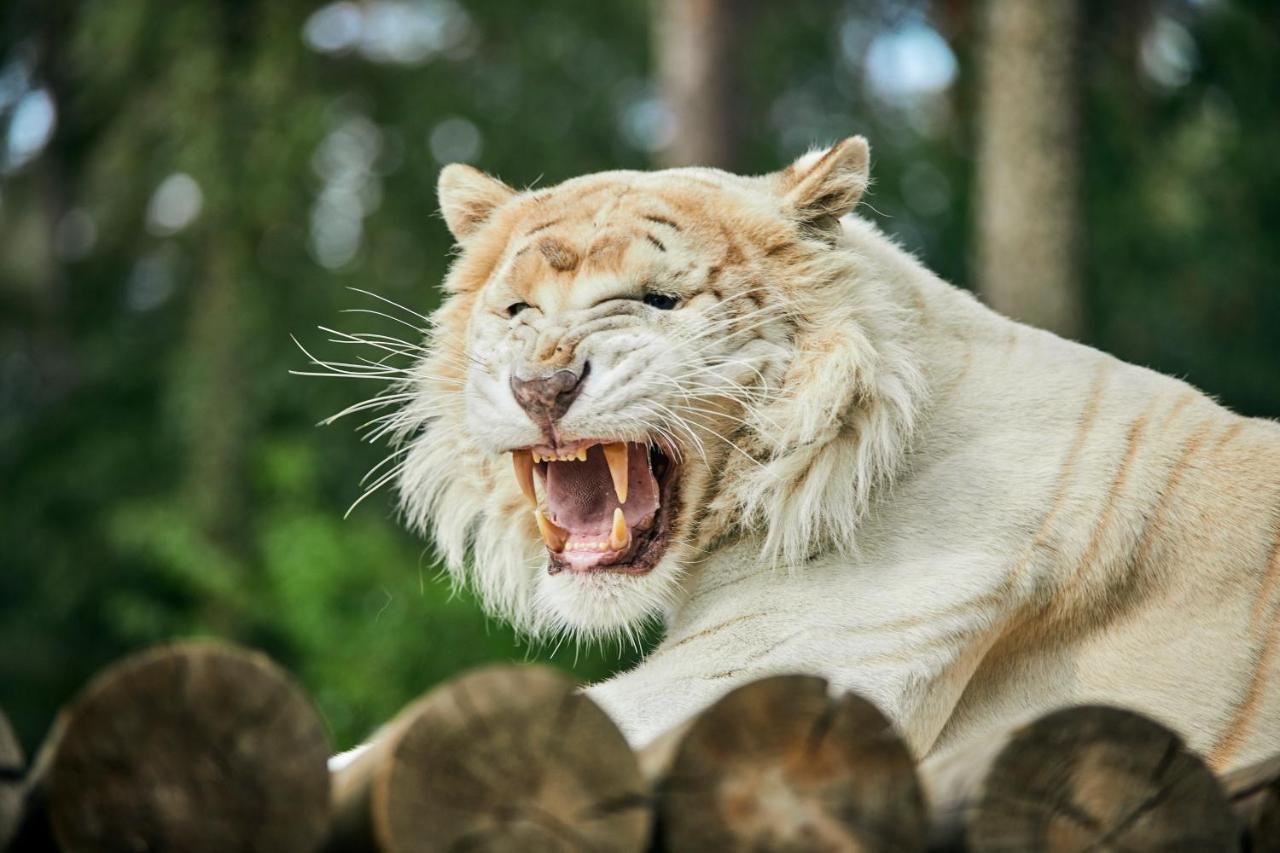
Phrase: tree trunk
[
  {"left": 10, "top": 643, "right": 331, "bottom": 853},
  {"left": 325, "top": 665, "right": 651, "bottom": 853},
  {"left": 652, "top": 0, "right": 749, "bottom": 169},
  {"left": 975, "top": 0, "right": 1084, "bottom": 338},
  {"left": 645, "top": 675, "right": 926, "bottom": 852},
  {"left": 921, "top": 705, "right": 1237, "bottom": 852}
]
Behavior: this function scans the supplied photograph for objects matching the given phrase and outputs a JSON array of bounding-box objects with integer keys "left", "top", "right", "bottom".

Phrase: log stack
[
  {"left": 325, "top": 665, "right": 651, "bottom": 852},
  {"left": 0, "top": 709, "right": 23, "bottom": 850},
  {"left": 1224, "top": 755, "right": 1280, "bottom": 853},
  {"left": 921, "top": 705, "right": 1237, "bottom": 852},
  {"left": 645, "top": 674, "right": 925, "bottom": 851},
  {"left": 6, "top": 643, "right": 331, "bottom": 853},
  {"left": 4, "top": 641, "right": 1279, "bottom": 852}
]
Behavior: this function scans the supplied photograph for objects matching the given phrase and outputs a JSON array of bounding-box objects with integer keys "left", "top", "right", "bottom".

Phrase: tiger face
[{"left": 396, "top": 138, "right": 912, "bottom": 639}]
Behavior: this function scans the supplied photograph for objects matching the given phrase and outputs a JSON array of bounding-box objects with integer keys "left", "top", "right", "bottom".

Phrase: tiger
[{"left": 384, "top": 136, "right": 1280, "bottom": 772}]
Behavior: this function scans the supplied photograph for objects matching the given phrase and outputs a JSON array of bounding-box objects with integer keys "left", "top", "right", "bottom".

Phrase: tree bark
[
  {"left": 10, "top": 642, "right": 331, "bottom": 853},
  {"left": 645, "top": 675, "right": 926, "bottom": 852},
  {"left": 975, "top": 0, "right": 1084, "bottom": 338},
  {"left": 652, "top": 0, "right": 749, "bottom": 169},
  {"left": 921, "top": 705, "right": 1237, "bottom": 852},
  {"left": 325, "top": 665, "right": 651, "bottom": 853}
]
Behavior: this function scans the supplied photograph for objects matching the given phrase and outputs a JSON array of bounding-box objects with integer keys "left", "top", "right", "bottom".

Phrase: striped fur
[{"left": 395, "top": 140, "right": 1280, "bottom": 771}]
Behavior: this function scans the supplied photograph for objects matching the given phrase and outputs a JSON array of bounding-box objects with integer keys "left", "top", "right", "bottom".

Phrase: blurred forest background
[{"left": 1, "top": 0, "right": 1277, "bottom": 753}]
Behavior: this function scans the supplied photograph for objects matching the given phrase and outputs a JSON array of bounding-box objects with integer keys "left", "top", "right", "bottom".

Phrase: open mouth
[{"left": 511, "top": 440, "right": 678, "bottom": 575}]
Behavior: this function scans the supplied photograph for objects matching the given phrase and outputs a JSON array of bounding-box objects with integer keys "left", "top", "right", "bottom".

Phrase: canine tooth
[
  {"left": 603, "top": 443, "right": 629, "bottom": 504},
  {"left": 512, "top": 450, "right": 537, "bottom": 507},
  {"left": 534, "top": 509, "right": 568, "bottom": 552},
  {"left": 610, "top": 507, "right": 630, "bottom": 551}
]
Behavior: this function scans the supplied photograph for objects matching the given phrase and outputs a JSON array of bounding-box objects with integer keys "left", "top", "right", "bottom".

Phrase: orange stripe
[
  {"left": 1001, "top": 364, "right": 1110, "bottom": 595},
  {"left": 1208, "top": 589, "right": 1280, "bottom": 771},
  {"left": 1156, "top": 389, "right": 1195, "bottom": 434},
  {"left": 1127, "top": 419, "right": 1213, "bottom": 576},
  {"left": 1055, "top": 402, "right": 1157, "bottom": 607},
  {"left": 1250, "top": 520, "right": 1280, "bottom": 632},
  {"left": 1213, "top": 420, "right": 1245, "bottom": 452},
  {"left": 656, "top": 611, "right": 770, "bottom": 656}
]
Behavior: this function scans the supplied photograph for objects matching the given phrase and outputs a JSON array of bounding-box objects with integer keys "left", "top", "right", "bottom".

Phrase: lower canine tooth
[
  {"left": 534, "top": 509, "right": 568, "bottom": 552},
  {"left": 610, "top": 507, "right": 630, "bottom": 551}
]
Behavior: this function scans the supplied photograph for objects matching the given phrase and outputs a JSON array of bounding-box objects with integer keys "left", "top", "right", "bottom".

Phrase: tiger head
[{"left": 394, "top": 137, "right": 923, "bottom": 639}]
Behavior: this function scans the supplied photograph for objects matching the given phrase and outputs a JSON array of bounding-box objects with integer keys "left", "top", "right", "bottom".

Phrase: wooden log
[
  {"left": 11, "top": 641, "right": 332, "bottom": 853},
  {"left": 0, "top": 706, "right": 24, "bottom": 849},
  {"left": 647, "top": 674, "right": 926, "bottom": 852},
  {"left": 1222, "top": 754, "right": 1280, "bottom": 853},
  {"left": 922, "top": 705, "right": 1238, "bottom": 852},
  {"left": 325, "top": 664, "right": 651, "bottom": 853}
]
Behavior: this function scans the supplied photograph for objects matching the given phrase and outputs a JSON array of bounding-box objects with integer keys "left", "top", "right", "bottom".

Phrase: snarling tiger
[{"left": 384, "top": 137, "right": 1279, "bottom": 771}]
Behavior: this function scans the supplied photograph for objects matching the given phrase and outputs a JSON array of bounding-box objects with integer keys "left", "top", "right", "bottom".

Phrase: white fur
[
  {"left": 387, "top": 150, "right": 1280, "bottom": 774},
  {"left": 589, "top": 216, "right": 1280, "bottom": 773}
]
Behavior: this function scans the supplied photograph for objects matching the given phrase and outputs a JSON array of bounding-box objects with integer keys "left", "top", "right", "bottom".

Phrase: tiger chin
[{"left": 385, "top": 137, "right": 1280, "bottom": 772}]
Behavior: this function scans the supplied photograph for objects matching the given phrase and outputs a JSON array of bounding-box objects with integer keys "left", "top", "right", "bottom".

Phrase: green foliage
[{"left": 1, "top": 0, "right": 1276, "bottom": 753}]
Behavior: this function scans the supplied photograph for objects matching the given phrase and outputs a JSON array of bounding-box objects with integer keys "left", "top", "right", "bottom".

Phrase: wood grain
[
  {"left": 326, "top": 665, "right": 651, "bottom": 852},
  {"left": 12, "top": 641, "right": 331, "bottom": 853}
]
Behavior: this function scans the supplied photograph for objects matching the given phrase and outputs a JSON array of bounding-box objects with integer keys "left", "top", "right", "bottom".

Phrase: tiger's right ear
[
  {"left": 774, "top": 137, "right": 871, "bottom": 236},
  {"left": 438, "top": 164, "right": 517, "bottom": 242}
]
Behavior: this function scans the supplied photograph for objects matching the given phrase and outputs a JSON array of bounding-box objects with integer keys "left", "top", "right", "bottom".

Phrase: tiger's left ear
[
  {"left": 775, "top": 136, "right": 871, "bottom": 235},
  {"left": 438, "top": 163, "right": 518, "bottom": 243}
]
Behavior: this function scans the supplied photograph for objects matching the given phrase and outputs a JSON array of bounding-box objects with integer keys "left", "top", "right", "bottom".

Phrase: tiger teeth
[
  {"left": 512, "top": 449, "right": 536, "bottom": 507},
  {"left": 610, "top": 507, "right": 630, "bottom": 552},
  {"left": 534, "top": 509, "right": 568, "bottom": 552},
  {"left": 603, "top": 442, "right": 628, "bottom": 504},
  {"left": 528, "top": 446, "right": 593, "bottom": 462}
]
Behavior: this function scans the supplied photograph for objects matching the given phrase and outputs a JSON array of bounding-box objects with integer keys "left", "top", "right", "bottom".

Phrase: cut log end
[
  {"left": 332, "top": 665, "right": 651, "bottom": 853},
  {"left": 654, "top": 675, "right": 926, "bottom": 852},
  {"left": 36, "top": 642, "right": 332, "bottom": 853},
  {"left": 968, "top": 705, "right": 1237, "bottom": 853},
  {"left": 1223, "top": 755, "right": 1280, "bottom": 853},
  {"left": 0, "top": 707, "right": 24, "bottom": 848}
]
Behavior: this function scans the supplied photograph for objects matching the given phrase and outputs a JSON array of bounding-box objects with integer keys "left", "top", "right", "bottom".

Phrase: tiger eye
[{"left": 643, "top": 292, "right": 679, "bottom": 310}]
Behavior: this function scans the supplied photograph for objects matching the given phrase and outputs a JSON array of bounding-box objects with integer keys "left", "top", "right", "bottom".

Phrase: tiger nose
[{"left": 510, "top": 362, "right": 590, "bottom": 424}]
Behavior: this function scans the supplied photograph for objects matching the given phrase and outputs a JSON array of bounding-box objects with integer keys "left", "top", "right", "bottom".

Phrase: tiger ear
[
  {"left": 775, "top": 136, "right": 871, "bottom": 235},
  {"left": 438, "top": 164, "right": 517, "bottom": 242}
]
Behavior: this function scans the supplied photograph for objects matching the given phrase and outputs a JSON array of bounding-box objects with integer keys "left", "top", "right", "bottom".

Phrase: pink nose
[{"left": 510, "top": 362, "right": 589, "bottom": 425}]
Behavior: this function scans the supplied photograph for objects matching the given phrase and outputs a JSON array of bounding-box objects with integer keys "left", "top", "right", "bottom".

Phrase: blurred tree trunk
[
  {"left": 181, "top": 242, "right": 250, "bottom": 552},
  {"left": 652, "top": 0, "right": 750, "bottom": 169},
  {"left": 176, "top": 6, "right": 260, "bottom": 632},
  {"left": 975, "top": 0, "right": 1083, "bottom": 338}
]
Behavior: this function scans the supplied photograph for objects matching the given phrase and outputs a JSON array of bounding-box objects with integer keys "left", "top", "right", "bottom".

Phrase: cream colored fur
[{"left": 387, "top": 139, "right": 1280, "bottom": 773}]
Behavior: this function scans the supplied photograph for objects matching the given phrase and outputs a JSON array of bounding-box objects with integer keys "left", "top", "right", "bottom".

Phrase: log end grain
[
  {"left": 39, "top": 641, "right": 332, "bottom": 853},
  {"left": 656, "top": 674, "right": 925, "bottom": 852},
  {"left": 1223, "top": 754, "right": 1280, "bottom": 853},
  {"left": 970, "top": 705, "right": 1236, "bottom": 853},
  {"left": 0, "top": 707, "right": 24, "bottom": 848},
  {"left": 351, "top": 665, "right": 651, "bottom": 853}
]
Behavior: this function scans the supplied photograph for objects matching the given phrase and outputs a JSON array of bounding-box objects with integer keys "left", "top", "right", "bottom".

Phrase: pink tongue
[{"left": 545, "top": 443, "right": 659, "bottom": 534}]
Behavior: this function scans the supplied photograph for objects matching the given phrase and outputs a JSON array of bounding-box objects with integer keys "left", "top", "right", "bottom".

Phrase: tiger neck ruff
[{"left": 389, "top": 137, "right": 1280, "bottom": 772}]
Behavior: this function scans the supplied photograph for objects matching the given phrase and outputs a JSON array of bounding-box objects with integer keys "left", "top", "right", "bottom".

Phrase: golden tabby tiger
[{"left": 382, "top": 137, "right": 1280, "bottom": 772}]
